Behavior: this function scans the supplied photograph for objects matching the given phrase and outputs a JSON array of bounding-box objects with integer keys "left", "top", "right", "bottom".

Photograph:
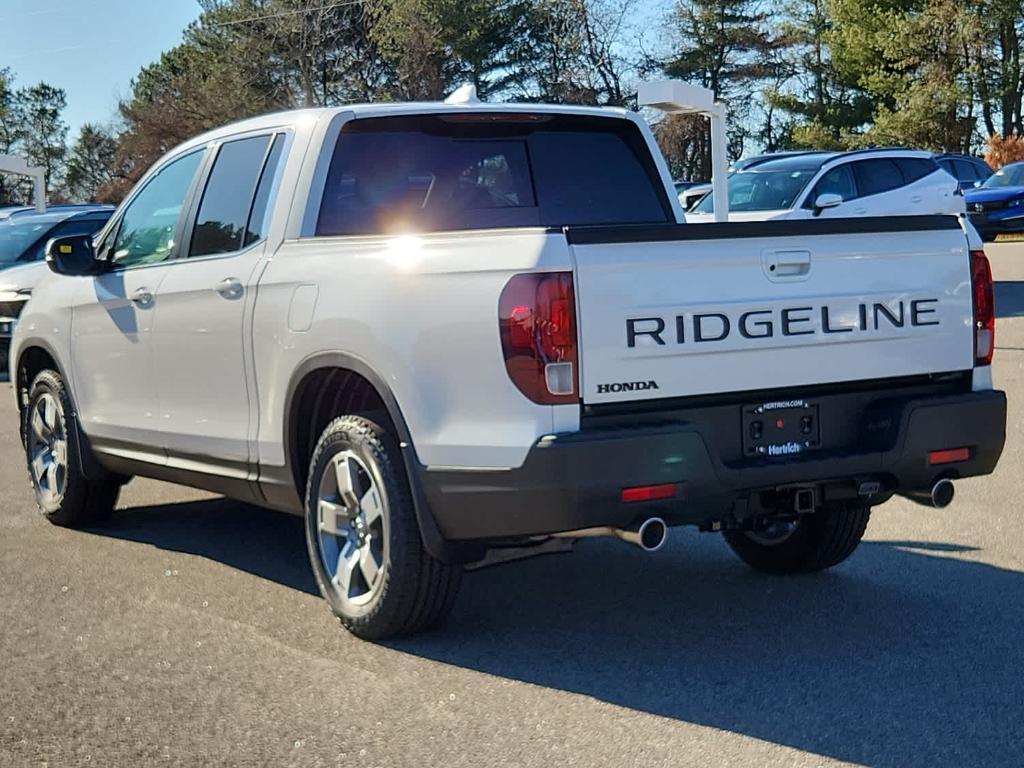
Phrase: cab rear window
[{"left": 315, "top": 113, "right": 672, "bottom": 236}]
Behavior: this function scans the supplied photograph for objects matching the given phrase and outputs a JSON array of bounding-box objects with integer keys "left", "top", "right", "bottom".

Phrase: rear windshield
[{"left": 315, "top": 113, "right": 672, "bottom": 236}]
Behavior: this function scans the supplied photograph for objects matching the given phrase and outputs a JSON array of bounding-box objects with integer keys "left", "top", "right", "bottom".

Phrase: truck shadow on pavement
[
  {"left": 398, "top": 531, "right": 1024, "bottom": 768},
  {"left": 98, "top": 500, "right": 1023, "bottom": 767},
  {"left": 97, "top": 499, "right": 319, "bottom": 596}
]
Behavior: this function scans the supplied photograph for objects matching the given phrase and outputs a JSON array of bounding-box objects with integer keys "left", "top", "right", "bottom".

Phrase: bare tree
[{"left": 521, "top": 0, "right": 639, "bottom": 105}]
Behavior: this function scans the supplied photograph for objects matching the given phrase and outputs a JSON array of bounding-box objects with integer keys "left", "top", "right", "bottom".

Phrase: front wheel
[
  {"left": 23, "top": 369, "right": 122, "bottom": 526},
  {"left": 304, "top": 415, "right": 461, "bottom": 640},
  {"left": 724, "top": 504, "right": 871, "bottom": 574}
]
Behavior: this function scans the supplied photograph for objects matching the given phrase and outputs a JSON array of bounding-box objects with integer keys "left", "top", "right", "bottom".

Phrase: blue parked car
[
  {"left": 0, "top": 204, "right": 113, "bottom": 270},
  {"left": 965, "top": 161, "right": 1024, "bottom": 241},
  {"left": 0, "top": 205, "right": 113, "bottom": 378}
]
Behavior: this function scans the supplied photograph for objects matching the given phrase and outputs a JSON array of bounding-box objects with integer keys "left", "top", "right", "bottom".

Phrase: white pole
[
  {"left": 0, "top": 155, "right": 47, "bottom": 212},
  {"left": 31, "top": 168, "right": 45, "bottom": 213},
  {"left": 635, "top": 82, "right": 730, "bottom": 222},
  {"left": 709, "top": 104, "right": 729, "bottom": 223}
]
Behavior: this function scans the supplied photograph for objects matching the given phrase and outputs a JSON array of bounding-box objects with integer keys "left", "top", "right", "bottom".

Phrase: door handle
[
  {"left": 763, "top": 250, "right": 811, "bottom": 280},
  {"left": 910, "top": 195, "right": 922, "bottom": 203},
  {"left": 130, "top": 287, "right": 154, "bottom": 307},
  {"left": 215, "top": 278, "right": 243, "bottom": 299}
]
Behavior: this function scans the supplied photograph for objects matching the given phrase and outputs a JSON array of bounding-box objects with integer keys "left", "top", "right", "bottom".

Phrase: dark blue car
[
  {"left": 933, "top": 153, "right": 992, "bottom": 194},
  {"left": 965, "top": 161, "right": 1024, "bottom": 241},
  {"left": 0, "top": 205, "right": 113, "bottom": 270},
  {"left": 0, "top": 205, "right": 113, "bottom": 377}
]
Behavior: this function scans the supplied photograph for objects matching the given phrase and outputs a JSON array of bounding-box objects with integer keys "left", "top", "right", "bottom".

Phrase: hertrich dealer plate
[{"left": 742, "top": 398, "right": 820, "bottom": 458}]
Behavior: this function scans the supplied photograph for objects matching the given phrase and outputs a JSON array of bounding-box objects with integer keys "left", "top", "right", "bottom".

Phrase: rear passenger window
[
  {"left": 315, "top": 114, "right": 671, "bottom": 236},
  {"left": 190, "top": 134, "right": 275, "bottom": 257},
  {"left": 244, "top": 134, "right": 285, "bottom": 246},
  {"left": 852, "top": 159, "right": 903, "bottom": 196},
  {"left": 951, "top": 160, "right": 977, "bottom": 181},
  {"left": 896, "top": 158, "right": 938, "bottom": 184}
]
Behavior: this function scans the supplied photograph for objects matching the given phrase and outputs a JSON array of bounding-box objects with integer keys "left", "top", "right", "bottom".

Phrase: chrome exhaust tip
[
  {"left": 552, "top": 516, "right": 668, "bottom": 552},
  {"left": 931, "top": 478, "right": 955, "bottom": 509},
  {"left": 631, "top": 517, "right": 668, "bottom": 552},
  {"left": 901, "top": 478, "right": 956, "bottom": 509}
]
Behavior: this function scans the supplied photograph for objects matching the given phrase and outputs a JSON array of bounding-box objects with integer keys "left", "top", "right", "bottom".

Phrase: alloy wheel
[
  {"left": 28, "top": 393, "right": 68, "bottom": 505},
  {"left": 316, "top": 450, "right": 389, "bottom": 611}
]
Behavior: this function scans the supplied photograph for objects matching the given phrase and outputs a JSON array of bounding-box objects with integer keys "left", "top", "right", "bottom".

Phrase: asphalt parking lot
[{"left": 2, "top": 244, "right": 1023, "bottom": 767}]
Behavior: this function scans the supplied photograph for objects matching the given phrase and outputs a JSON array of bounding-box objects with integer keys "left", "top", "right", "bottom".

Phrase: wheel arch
[
  {"left": 284, "top": 353, "right": 414, "bottom": 490},
  {"left": 14, "top": 339, "right": 68, "bottom": 421},
  {"left": 14, "top": 338, "right": 107, "bottom": 481},
  {"left": 282, "top": 352, "right": 479, "bottom": 564}
]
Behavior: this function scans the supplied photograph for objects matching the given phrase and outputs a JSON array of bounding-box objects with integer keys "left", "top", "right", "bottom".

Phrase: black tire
[
  {"left": 724, "top": 504, "right": 871, "bottom": 575},
  {"left": 304, "top": 415, "right": 461, "bottom": 640},
  {"left": 23, "top": 369, "right": 122, "bottom": 527}
]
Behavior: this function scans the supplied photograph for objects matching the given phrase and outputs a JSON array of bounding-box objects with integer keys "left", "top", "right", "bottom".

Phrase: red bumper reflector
[
  {"left": 929, "top": 448, "right": 970, "bottom": 465},
  {"left": 621, "top": 483, "right": 678, "bottom": 503}
]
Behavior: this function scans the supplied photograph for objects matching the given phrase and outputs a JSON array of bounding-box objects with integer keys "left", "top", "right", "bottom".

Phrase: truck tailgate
[{"left": 567, "top": 217, "right": 974, "bottom": 405}]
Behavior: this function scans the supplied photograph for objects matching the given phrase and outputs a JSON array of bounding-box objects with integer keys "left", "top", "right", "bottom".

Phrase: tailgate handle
[{"left": 764, "top": 250, "right": 811, "bottom": 279}]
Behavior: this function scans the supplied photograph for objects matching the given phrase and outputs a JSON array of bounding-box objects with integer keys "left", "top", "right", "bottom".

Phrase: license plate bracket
[{"left": 742, "top": 399, "right": 820, "bottom": 458}]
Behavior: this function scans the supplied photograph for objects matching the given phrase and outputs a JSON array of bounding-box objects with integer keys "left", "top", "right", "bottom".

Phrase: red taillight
[
  {"left": 971, "top": 250, "right": 995, "bottom": 366},
  {"left": 508, "top": 305, "right": 533, "bottom": 348},
  {"left": 499, "top": 272, "right": 578, "bottom": 405},
  {"left": 621, "top": 483, "right": 678, "bottom": 503}
]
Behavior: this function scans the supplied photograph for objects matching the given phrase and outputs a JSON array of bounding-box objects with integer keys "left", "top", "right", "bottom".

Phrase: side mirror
[
  {"left": 812, "top": 193, "right": 843, "bottom": 216},
  {"left": 686, "top": 192, "right": 709, "bottom": 212},
  {"left": 45, "top": 235, "right": 103, "bottom": 276}
]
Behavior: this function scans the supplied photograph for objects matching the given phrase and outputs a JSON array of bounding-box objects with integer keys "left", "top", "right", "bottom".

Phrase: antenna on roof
[{"left": 444, "top": 84, "right": 481, "bottom": 105}]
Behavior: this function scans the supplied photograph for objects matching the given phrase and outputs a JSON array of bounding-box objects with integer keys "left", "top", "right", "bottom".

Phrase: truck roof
[{"left": 174, "top": 102, "right": 633, "bottom": 156}]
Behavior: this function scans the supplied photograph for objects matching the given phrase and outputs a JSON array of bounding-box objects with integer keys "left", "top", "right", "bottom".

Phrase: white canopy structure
[
  {"left": 0, "top": 154, "right": 46, "bottom": 213},
  {"left": 638, "top": 80, "right": 729, "bottom": 222}
]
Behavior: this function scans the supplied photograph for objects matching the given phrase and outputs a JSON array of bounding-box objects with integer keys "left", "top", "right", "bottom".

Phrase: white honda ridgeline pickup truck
[{"left": 10, "top": 100, "right": 1006, "bottom": 639}]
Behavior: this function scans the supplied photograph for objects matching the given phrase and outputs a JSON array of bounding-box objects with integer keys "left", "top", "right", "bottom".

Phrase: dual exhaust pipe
[
  {"left": 553, "top": 517, "right": 668, "bottom": 552},
  {"left": 552, "top": 479, "right": 954, "bottom": 551}
]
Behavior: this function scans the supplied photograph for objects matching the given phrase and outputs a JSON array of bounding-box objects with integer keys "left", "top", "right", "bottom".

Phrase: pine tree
[
  {"left": 65, "top": 124, "right": 119, "bottom": 202},
  {"left": 764, "top": 0, "right": 873, "bottom": 149},
  {"left": 659, "top": 0, "right": 781, "bottom": 177}
]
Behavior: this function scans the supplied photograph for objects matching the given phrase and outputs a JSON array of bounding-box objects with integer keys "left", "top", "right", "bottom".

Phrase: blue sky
[
  {"left": 2, "top": 0, "right": 667, "bottom": 141},
  {"left": 1, "top": 0, "right": 201, "bottom": 137}
]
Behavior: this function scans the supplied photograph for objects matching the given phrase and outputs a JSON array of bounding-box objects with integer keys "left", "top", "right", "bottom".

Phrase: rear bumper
[{"left": 420, "top": 385, "right": 1006, "bottom": 541}]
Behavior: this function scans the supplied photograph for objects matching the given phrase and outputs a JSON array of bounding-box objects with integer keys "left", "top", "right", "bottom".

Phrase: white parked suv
[
  {"left": 10, "top": 99, "right": 1006, "bottom": 639},
  {"left": 686, "top": 149, "right": 965, "bottom": 222}
]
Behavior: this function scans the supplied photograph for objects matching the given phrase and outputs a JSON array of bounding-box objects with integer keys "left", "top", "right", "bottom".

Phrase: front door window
[{"left": 109, "top": 150, "right": 204, "bottom": 269}]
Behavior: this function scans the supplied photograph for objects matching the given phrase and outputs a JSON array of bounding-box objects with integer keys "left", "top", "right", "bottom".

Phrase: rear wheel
[
  {"left": 23, "top": 369, "right": 122, "bottom": 526},
  {"left": 304, "top": 415, "right": 461, "bottom": 640},
  {"left": 724, "top": 504, "right": 870, "bottom": 574}
]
